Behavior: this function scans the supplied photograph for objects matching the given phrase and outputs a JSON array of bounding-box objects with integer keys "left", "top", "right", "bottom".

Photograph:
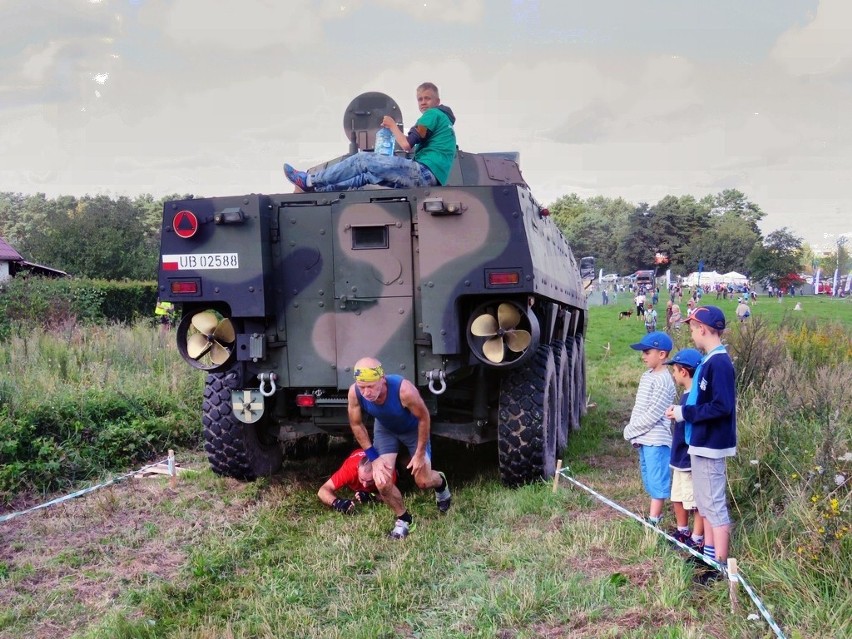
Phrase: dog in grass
[{"left": 618, "top": 310, "right": 633, "bottom": 320}]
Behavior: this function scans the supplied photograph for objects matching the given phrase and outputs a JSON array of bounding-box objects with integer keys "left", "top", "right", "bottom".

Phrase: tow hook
[
  {"left": 426, "top": 369, "right": 447, "bottom": 395},
  {"left": 257, "top": 372, "right": 278, "bottom": 397}
]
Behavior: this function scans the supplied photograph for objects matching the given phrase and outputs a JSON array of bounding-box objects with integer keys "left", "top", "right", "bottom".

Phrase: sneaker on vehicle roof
[
  {"left": 435, "top": 471, "right": 452, "bottom": 513},
  {"left": 388, "top": 519, "right": 410, "bottom": 539},
  {"left": 283, "top": 163, "right": 312, "bottom": 192}
]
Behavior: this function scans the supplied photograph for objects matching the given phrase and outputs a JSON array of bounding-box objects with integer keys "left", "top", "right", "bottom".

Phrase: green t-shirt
[{"left": 413, "top": 108, "right": 456, "bottom": 185}]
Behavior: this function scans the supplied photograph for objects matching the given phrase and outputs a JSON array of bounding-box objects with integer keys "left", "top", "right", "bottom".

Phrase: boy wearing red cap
[{"left": 666, "top": 305, "right": 736, "bottom": 580}]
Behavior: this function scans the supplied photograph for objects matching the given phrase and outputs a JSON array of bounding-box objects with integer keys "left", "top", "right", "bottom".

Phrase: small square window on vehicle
[{"left": 351, "top": 225, "right": 389, "bottom": 249}]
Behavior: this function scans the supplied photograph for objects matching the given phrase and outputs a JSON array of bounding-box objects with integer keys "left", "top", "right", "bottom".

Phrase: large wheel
[
  {"left": 563, "top": 338, "right": 580, "bottom": 432},
  {"left": 574, "top": 335, "right": 587, "bottom": 424},
  {"left": 551, "top": 340, "right": 572, "bottom": 452},
  {"left": 202, "top": 371, "right": 283, "bottom": 480},
  {"left": 497, "top": 344, "right": 559, "bottom": 487}
]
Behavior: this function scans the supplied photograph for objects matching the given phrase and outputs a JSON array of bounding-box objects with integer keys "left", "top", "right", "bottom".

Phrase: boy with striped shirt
[{"left": 623, "top": 331, "right": 677, "bottom": 526}]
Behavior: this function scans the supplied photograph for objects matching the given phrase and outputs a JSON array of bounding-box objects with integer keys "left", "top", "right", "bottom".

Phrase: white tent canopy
[
  {"left": 681, "top": 270, "right": 721, "bottom": 286},
  {"left": 681, "top": 270, "right": 750, "bottom": 286},
  {"left": 722, "top": 271, "right": 749, "bottom": 284}
]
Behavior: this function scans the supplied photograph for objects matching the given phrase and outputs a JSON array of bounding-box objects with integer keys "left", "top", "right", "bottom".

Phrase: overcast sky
[{"left": 1, "top": 0, "right": 850, "bottom": 250}]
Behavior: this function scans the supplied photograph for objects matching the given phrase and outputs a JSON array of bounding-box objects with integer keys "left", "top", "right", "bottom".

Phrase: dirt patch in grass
[
  {"left": 539, "top": 606, "right": 703, "bottom": 637},
  {"left": 563, "top": 550, "right": 657, "bottom": 588},
  {"left": 0, "top": 457, "right": 265, "bottom": 639}
]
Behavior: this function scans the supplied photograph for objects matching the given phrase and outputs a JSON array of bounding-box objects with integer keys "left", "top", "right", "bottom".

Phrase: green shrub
[{"left": 0, "top": 276, "right": 158, "bottom": 340}]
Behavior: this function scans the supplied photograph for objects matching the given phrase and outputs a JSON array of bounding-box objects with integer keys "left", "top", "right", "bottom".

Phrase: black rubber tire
[
  {"left": 563, "top": 339, "right": 579, "bottom": 432},
  {"left": 575, "top": 335, "right": 587, "bottom": 423},
  {"left": 202, "top": 371, "right": 283, "bottom": 480},
  {"left": 551, "top": 340, "right": 572, "bottom": 452},
  {"left": 497, "top": 344, "right": 559, "bottom": 487}
]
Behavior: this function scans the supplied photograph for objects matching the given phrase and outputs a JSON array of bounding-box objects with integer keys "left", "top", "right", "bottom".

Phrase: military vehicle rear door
[{"left": 331, "top": 199, "right": 416, "bottom": 387}]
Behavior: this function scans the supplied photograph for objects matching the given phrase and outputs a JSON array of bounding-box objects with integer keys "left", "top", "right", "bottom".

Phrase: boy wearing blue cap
[
  {"left": 666, "top": 305, "right": 736, "bottom": 578},
  {"left": 664, "top": 349, "right": 705, "bottom": 549},
  {"left": 623, "top": 331, "right": 677, "bottom": 526}
]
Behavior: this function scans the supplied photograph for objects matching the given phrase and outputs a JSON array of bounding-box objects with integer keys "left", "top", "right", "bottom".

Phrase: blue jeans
[{"left": 310, "top": 152, "right": 437, "bottom": 192}]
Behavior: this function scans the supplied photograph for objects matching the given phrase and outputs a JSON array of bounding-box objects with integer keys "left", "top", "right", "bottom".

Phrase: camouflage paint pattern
[{"left": 158, "top": 143, "right": 586, "bottom": 438}]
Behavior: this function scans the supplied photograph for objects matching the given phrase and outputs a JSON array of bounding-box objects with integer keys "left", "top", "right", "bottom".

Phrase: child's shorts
[
  {"left": 691, "top": 455, "right": 731, "bottom": 527},
  {"left": 638, "top": 444, "right": 671, "bottom": 499},
  {"left": 670, "top": 468, "right": 695, "bottom": 510}
]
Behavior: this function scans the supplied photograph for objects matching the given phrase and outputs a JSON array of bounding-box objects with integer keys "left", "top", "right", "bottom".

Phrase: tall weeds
[
  {"left": 0, "top": 322, "right": 202, "bottom": 502},
  {"left": 726, "top": 316, "right": 851, "bottom": 624}
]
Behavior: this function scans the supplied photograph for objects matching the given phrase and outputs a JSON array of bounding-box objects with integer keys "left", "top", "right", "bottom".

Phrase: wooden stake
[
  {"left": 552, "top": 459, "right": 562, "bottom": 493},
  {"left": 727, "top": 558, "right": 739, "bottom": 612},
  {"left": 168, "top": 449, "right": 177, "bottom": 489}
]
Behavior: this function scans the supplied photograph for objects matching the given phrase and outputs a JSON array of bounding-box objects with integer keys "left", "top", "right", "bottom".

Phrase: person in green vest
[{"left": 154, "top": 299, "right": 175, "bottom": 332}]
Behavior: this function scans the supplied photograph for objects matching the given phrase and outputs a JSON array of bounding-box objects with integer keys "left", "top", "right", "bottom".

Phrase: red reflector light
[
  {"left": 488, "top": 272, "right": 520, "bottom": 286},
  {"left": 296, "top": 394, "right": 316, "bottom": 408},
  {"left": 171, "top": 281, "right": 198, "bottom": 294}
]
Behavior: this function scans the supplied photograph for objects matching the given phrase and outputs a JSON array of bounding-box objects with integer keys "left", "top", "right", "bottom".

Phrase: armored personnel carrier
[{"left": 157, "top": 92, "right": 587, "bottom": 486}]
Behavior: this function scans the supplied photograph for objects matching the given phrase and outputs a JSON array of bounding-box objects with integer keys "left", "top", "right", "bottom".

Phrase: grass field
[{"left": 0, "top": 295, "right": 849, "bottom": 638}]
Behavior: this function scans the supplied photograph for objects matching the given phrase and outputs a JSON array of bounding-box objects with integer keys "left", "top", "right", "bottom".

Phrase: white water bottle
[{"left": 374, "top": 126, "right": 395, "bottom": 156}]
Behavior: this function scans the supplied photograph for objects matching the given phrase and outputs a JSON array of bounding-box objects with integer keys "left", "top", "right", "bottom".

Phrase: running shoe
[
  {"left": 435, "top": 471, "right": 452, "bottom": 513},
  {"left": 283, "top": 164, "right": 312, "bottom": 191},
  {"left": 669, "top": 529, "right": 691, "bottom": 545},
  {"left": 693, "top": 564, "right": 726, "bottom": 586},
  {"left": 388, "top": 519, "right": 410, "bottom": 539}
]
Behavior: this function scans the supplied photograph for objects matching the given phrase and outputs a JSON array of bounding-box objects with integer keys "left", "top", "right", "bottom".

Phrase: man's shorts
[
  {"left": 638, "top": 444, "right": 671, "bottom": 499},
  {"left": 373, "top": 420, "right": 431, "bottom": 460},
  {"left": 691, "top": 455, "right": 731, "bottom": 527},
  {"left": 670, "top": 468, "right": 696, "bottom": 510}
]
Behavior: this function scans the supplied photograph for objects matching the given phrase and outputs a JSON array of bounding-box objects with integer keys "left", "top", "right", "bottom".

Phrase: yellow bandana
[{"left": 353, "top": 365, "right": 384, "bottom": 382}]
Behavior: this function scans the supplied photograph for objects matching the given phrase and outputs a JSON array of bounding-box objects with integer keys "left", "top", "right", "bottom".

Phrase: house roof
[{"left": 0, "top": 236, "right": 23, "bottom": 262}]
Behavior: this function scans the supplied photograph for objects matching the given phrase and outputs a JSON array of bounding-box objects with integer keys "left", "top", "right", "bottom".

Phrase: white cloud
[
  {"left": 2, "top": 0, "right": 850, "bottom": 248},
  {"left": 771, "top": 0, "right": 852, "bottom": 76},
  {"left": 378, "top": 0, "right": 484, "bottom": 23},
  {"left": 163, "top": 0, "right": 336, "bottom": 50},
  {"left": 18, "top": 41, "right": 65, "bottom": 85}
]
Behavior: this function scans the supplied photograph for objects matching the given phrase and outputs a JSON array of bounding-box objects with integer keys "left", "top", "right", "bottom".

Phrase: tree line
[
  {"left": 0, "top": 189, "right": 845, "bottom": 286},
  {"left": 0, "top": 192, "right": 186, "bottom": 281},
  {"left": 549, "top": 188, "right": 846, "bottom": 285}
]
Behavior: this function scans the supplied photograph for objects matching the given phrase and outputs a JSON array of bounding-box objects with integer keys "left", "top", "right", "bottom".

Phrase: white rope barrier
[
  {"left": 0, "top": 456, "right": 171, "bottom": 524},
  {"left": 555, "top": 464, "right": 787, "bottom": 639}
]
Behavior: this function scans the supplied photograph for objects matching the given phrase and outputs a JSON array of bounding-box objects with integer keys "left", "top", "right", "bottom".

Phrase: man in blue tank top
[{"left": 347, "top": 356, "right": 452, "bottom": 539}]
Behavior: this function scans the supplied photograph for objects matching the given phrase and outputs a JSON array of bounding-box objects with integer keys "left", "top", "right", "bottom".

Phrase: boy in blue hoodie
[{"left": 666, "top": 306, "right": 736, "bottom": 575}]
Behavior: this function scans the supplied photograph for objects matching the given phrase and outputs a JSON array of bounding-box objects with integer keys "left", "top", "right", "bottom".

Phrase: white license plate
[{"left": 162, "top": 253, "right": 239, "bottom": 270}]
